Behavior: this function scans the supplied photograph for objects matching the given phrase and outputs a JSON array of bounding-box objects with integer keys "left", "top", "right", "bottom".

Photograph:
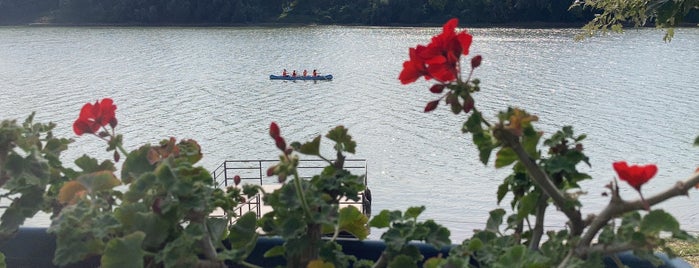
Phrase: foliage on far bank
[{"left": 0, "top": 0, "right": 602, "bottom": 26}]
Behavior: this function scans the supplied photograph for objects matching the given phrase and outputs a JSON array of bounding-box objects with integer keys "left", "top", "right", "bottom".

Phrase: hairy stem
[
  {"left": 292, "top": 172, "right": 314, "bottom": 220},
  {"left": 194, "top": 215, "right": 222, "bottom": 266},
  {"left": 529, "top": 191, "right": 549, "bottom": 250}
]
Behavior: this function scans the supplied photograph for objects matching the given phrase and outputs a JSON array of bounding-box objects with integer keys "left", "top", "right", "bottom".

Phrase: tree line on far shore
[{"left": 0, "top": 0, "right": 697, "bottom": 26}]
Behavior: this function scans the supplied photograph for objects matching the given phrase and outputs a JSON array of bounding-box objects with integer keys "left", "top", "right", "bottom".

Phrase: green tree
[{"left": 576, "top": 0, "right": 699, "bottom": 41}]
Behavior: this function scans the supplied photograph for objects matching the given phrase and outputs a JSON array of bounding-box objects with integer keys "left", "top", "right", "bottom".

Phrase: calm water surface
[{"left": 0, "top": 26, "right": 698, "bottom": 241}]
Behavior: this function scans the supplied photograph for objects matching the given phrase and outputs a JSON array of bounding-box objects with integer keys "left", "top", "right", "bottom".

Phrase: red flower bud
[
  {"left": 269, "top": 122, "right": 280, "bottom": 138},
  {"left": 109, "top": 117, "right": 118, "bottom": 129},
  {"left": 429, "top": 84, "right": 445, "bottom": 94},
  {"left": 113, "top": 151, "right": 120, "bottom": 162},
  {"left": 424, "top": 100, "right": 439, "bottom": 112},
  {"left": 275, "top": 136, "right": 286, "bottom": 151},
  {"left": 463, "top": 97, "right": 474, "bottom": 113},
  {"left": 233, "top": 175, "right": 241, "bottom": 186},
  {"left": 471, "top": 55, "right": 482, "bottom": 69},
  {"left": 266, "top": 165, "right": 276, "bottom": 177}
]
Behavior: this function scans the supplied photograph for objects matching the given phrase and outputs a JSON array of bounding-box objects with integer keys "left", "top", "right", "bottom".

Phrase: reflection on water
[{"left": 0, "top": 26, "right": 698, "bottom": 241}]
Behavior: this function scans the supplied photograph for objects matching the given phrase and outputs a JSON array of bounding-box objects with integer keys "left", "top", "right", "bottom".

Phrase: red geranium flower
[
  {"left": 73, "top": 98, "right": 117, "bottom": 136},
  {"left": 612, "top": 161, "right": 658, "bottom": 191},
  {"left": 399, "top": 47, "right": 430, "bottom": 84},
  {"left": 399, "top": 18, "right": 473, "bottom": 84}
]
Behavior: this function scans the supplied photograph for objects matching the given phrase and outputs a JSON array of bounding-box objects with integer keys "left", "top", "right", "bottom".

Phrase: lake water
[{"left": 0, "top": 25, "right": 698, "bottom": 242}]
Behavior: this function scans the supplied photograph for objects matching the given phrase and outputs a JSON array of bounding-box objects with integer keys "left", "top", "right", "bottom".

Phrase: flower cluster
[
  {"left": 72, "top": 98, "right": 125, "bottom": 162},
  {"left": 399, "top": 18, "right": 483, "bottom": 114},
  {"left": 72, "top": 98, "right": 117, "bottom": 135},
  {"left": 399, "top": 18, "right": 473, "bottom": 84}
]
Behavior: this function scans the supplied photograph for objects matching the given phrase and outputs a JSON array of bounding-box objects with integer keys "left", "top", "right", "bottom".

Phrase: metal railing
[{"left": 211, "top": 159, "right": 370, "bottom": 221}]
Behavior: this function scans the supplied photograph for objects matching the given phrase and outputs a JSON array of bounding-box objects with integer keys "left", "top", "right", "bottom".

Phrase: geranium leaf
[
  {"left": 517, "top": 191, "right": 539, "bottom": 219},
  {"left": 176, "top": 139, "right": 203, "bottom": 164},
  {"left": 388, "top": 254, "right": 419, "bottom": 268},
  {"left": 368, "top": 210, "right": 391, "bottom": 228},
  {"left": 496, "top": 182, "right": 509, "bottom": 205},
  {"left": 57, "top": 180, "right": 86, "bottom": 204},
  {"left": 338, "top": 206, "right": 369, "bottom": 240},
  {"left": 228, "top": 212, "right": 258, "bottom": 249},
  {"left": 121, "top": 145, "right": 155, "bottom": 184},
  {"left": 101, "top": 231, "right": 145, "bottom": 268},
  {"left": 474, "top": 132, "right": 495, "bottom": 165},
  {"left": 77, "top": 170, "right": 120, "bottom": 192},
  {"left": 404, "top": 206, "right": 425, "bottom": 220},
  {"left": 326, "top": 126, "right": 356, "bottom": 154},
  {"left": 264, "top": 245, "right": 285, "bottom": 258},
  {"left": 298, "top": 136, "right": 321, "bottom": 155},
  {"left": 463, "top": 111, "right": 483, "bottom": 133},
  {"left": 495, "top": 147, "right": 517, "bottom": 168},
  {"left": 641, "top": 209, "right": 680, "bottom": 235},
  {"left": 486, "top": 209, "right": 505, "bottom": 233}
]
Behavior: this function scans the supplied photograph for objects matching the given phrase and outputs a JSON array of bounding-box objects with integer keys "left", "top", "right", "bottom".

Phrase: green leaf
[
  {"left": 486, "top": 209, "right": 506, "bottom": 233},
  {"left": 404, "top": 206, "right": 425, "bottom": 220},
  {"left": 264, "top": 245, "right": 286, "bottom": 258},
  {"left": 517, "top": 191, "right": 540, "bottom": 219},
  {"left": 468, "top": 238, "right": 484, "bottom": 251},
  {"left": 473, "top": 132, "right": 494, "bottom": 165},
  {"left": 207, "top": 217, "right": 229, "bottom": 243},
  {"left": 338, "top": 206, "right": 369, "bottom": 239},
  {"left": 464, "top": 111, "right": 483, "bottom": 133},
  {"left": 694, "top": 135, "right": 699, "bottom": 146},
  {"left": 521, "top": 129, "right": 541, "bottom": 158},
  {"left": 493, "top": 245, "right": 548, "bottom": 268},
  {"left": 298, "top": 135, "right": 321, "bottom": 155},
  {"left": 219, "top": 212, "right": 259, "bottom": 262},
  {"left": 495, "top": 147, "right": 518, "bottom": 168},
  {"left": 641, "top": 209, "right": 680, "bottom": 235},
  {"left": 423, "top": 257, "right": 444, "bottom": 268},
  {"left": 121, "top": 145, "right": 155, "bottom": 184},
  {"left": 74, "top": 155, "right": 115, "bottom": 173},
  {"left": 388, "top": 254, "right": 419, "bottom": 268},
  {"left": 101, "top": 231, "right": 145, "bottom": 268},
  {"left": 496, "top": 182, "right": 509, "bottom": 205},
  {"left": 423, "top": 220, "right": 451, "bottom": 249},
  {"left": 77, "top": 170, "right": 121, "bottom": 192},
  {"left": 369, "top": 210, "right": 393, "bottom": 228},
  {"left": 598, "top": 225, "right": 615, "bottom": 244},
  {"left": 326, "top": 126, "right": 356, "bottom": 154},
  {"left": 0, "top": 251, "right": 5, "bottom": 268}
]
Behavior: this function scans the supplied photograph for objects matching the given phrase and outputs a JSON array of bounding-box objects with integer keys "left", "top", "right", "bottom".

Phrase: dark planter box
[{"left": 0, "top": 228, "right": 692, "bottom": 268}]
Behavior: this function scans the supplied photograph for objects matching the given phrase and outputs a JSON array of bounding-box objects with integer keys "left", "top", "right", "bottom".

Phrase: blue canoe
[{"left": 270, "top": 74, "right": 333, "bottom": 81}]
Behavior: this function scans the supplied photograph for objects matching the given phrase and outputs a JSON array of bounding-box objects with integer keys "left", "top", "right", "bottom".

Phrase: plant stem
[
  {"left": 292, "top": 172, "right": 313, "bottom": 219},
  {"left": 194, "top": 214, "right": 221, "bottom": 266},
  {"left": 529, "top": 191, "right": 548, "bottom": 250},
  {"left": 575, "top": 172, "right": 699, "bottom": 256},
  {"left": 498, "top": 129, "right": 584, "bottom": 235}
]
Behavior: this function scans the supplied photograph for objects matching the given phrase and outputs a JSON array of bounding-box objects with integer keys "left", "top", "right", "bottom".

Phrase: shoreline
[{"left": 6, "top": 21, "right": 696, "bottom": 30}]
